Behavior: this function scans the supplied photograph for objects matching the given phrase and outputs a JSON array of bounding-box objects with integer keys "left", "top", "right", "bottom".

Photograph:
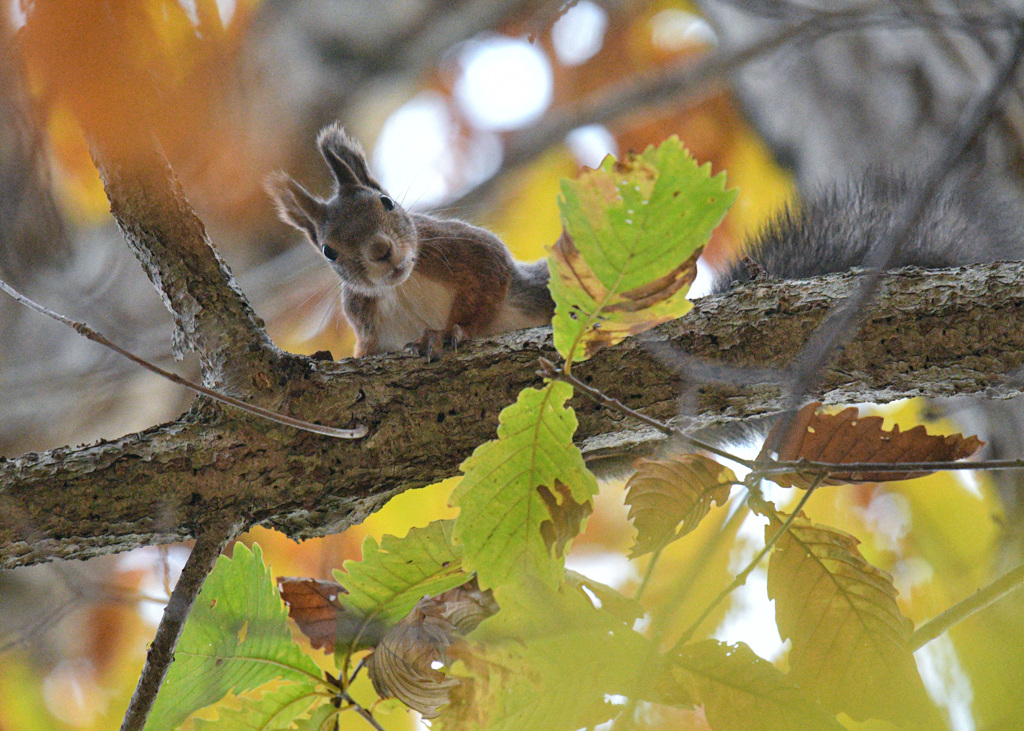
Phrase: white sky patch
[
  {"left": 954, "top": 468, "right": 984, "bottom": 499},
  {"left": 916, "top": 635, "right": 976, "bottom": 731},
  {"left": 689, "top": 257, "right": 716, "bottom": 298},
  {"left": 566, "top": 124, "right": 617, "bottom": 168},
  {"left": 711, "top": 508, "right": 786, "bottom": 661},
  {"left": 175, "top": 0, "right": 236, "bottom": 27},
  {"left": 861, "top": 489, "right": 912, "bottom": 551},
  {"left": 650, "top": 9, "right": 717, "bottom": 52},
  {"left": 454, "top": 35, "right": 553, "bottom": 131},
  {"left": 712, "top": 566, "right": 787, "bottom": 661},
  {"left": 551, "top": 0, "right": 608, "bottom": 66},
  {"left": 891, "top": 556, "right": 934, "bottom": 595},
  {"left": 373, "top": 92, "right": 455, "bottom": 209},
  {"left": 120, "top": 545, "right": 190, "bottom": 626},
  {"left": 565, "top": 551, "right": 637, "bottom": 590}
]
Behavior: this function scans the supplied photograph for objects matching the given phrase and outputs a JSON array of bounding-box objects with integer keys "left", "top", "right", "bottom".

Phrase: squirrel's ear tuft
[
  {"left": 265, "top": 171, "right": 325, "bottom": 245},
  {"left": 317, "top": 122, "right": 382, "bottom": 191}
]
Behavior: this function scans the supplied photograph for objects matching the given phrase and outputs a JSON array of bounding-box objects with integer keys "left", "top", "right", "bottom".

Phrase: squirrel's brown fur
[{"left": 267, "top": 123, "right": 553, "bottom": 358}]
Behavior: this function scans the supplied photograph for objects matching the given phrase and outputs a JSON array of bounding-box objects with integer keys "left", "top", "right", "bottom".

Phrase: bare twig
[
  {"left": 539, "top": 357, "right": 755, "bottom": 468},
  {"left": 120, "top": 521, "right": 241, "bottom": 731},
  {"left": 910, "top": 562, "right": 1024, "bottom": 651},
  {"left": 0, "top": 277, "right": 368, "bottom": 439},
  {"left": 541, "top": 357, "right": 1024, "bottom": 477}
]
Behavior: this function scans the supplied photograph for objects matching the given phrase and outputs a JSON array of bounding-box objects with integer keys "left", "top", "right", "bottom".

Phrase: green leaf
[
  {"left": 451, "top": 381, "right": 598, "bottom": 590},
  {"left": 334, "top": 520, "right": 467, "bottom": 629},
  {"left": 766, "top": 514, "right": 937, "bottom": 724},
  {"left": 440, "top": 581, "right": 650, "bottom": 731},
  {"left": 673, "top": 640, "right": 845, "bottom": 731},
  {"left": 192, "top": 683, "right": 331, "bottom": 731},
  {"left": 146, "top": 544, "right": 326, "bottom": 731},
  {"left": 549, "top": 137, "right": 736, "bottom": 362}
]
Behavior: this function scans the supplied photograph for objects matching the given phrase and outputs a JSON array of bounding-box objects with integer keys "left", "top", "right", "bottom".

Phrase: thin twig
[
  {"left": 120, "top": 522, "right": 241, "bottom": 731},
  {"left": 344, "top": 696, "right": 387, "bottom": 731},
  {"left": 542, "top": 358, "right": 1024, "bottom": 476},
  {"left": 538, "top": 358, "right": 754, "bottom": 469},
  {"left": 910, "top": 562, "right": 1024, "bottom": 651},
  {"left": 672, "top": 473, "right": 824, "bottom": 651},
  {"left": 0, "top": 278, "right": 368, "bottom": 439},
  {"left": 634, "top": 546, "right": 663, "bottom": 602}
]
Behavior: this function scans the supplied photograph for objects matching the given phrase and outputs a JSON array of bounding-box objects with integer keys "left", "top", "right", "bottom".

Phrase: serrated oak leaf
[
  {"left": 451, "top": 381, "right": 598, "bottom": 590},
  {"left": 549, "top": 136, "right": 736, "bottom": 363},
  {"left": 766, "top": 514, "right": 936, "bottom": 723},
  {"left": 145, "top": 545, "right": 326, "bottom": 731},
  {"left": 192, "top": 682, "right": 334, "bottom": 731},
  {"left": 673, "top": 640, "right": 845, "bottom": 731},
  {"left": 439, "top": 581, "right": 649, "bottom": 731},
  {"left": 624, "top": 455, "right": 736, "bottom": 557},
  {"left": 367, "top": 580, "right": 497, "bottom": 719},
  {"left": 548, "top": 231, "right": 700, "bottom": 360},
  {"left": 764, "top": 402, "right": 984, "bottom": 486}
]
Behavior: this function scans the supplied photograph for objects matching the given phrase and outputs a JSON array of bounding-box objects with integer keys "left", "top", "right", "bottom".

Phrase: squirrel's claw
[{"left": 408, "top": 325, "right": 465, "bottom": 362}]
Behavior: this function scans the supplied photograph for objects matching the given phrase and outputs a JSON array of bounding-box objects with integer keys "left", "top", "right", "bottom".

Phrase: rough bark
[
  {"left": 3, "top": 260, "right": 1024, "bottom": 569},
  {"left": 92, "top": 143, "right": 276, "bottom": 388}
]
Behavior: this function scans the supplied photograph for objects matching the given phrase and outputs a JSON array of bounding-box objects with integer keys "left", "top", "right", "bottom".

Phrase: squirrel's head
[{"left": 266, "top": 123, "right": 417, "bottom": 294}]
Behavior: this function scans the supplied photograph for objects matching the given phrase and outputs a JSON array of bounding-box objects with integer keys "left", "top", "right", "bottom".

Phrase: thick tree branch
[
  {"left": 91, "top": 141, "right": 276, "bottom": 388},
  {"left": 3, "top": 261, "right": 1024, "bottom": 569}
]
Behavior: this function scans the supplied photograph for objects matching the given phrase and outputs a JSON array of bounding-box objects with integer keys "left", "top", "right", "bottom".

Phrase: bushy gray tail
[{"left": 714, "top": 171, "right": 1024, "bottom": 291}]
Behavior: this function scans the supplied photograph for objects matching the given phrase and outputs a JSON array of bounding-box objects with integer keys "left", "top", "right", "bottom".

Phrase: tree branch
[
  {"left": 911, "top": 561, "right": 1024, "bottom": 651},
  {"left": 119, "top": 522, "right": 240, "bottom": 731},
  {"left": 91, "top": 140, "right": 276, "bottom": 388},
  {"left": 3, "top": 260, "right": 1024, "bottom": 568}
]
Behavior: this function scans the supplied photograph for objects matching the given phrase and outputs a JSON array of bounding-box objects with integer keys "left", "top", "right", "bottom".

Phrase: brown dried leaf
[
  {"left": 624, "top": 455, "right": 736, "bottom": 557},
  {"left": 366, "top": 580, "right": 498, "bottom": 719},
  {"left": 767, "top": 514, "right": 937, "bottom": 723},
  {"left": 764, "top": 402, "right": 983, "bottom": 487},
  {"left": 277, "top": 577, "right": 383, "bottom": 653}
]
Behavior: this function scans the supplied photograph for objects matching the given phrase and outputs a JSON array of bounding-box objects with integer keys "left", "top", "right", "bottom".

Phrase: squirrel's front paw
[{"left": 407, "top": 325, "right": 465, "bottom": 362}]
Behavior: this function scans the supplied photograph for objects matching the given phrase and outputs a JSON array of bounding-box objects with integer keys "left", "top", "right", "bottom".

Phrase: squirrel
[
  {"left": 712, "top": 171, "right": 1024, "bottom": 291},
  {"left": 267, "top": 122, "right": 554, "bottom": 359},
  {"left": 269, "top": 126, "right": 1024, "bottom": 357}
]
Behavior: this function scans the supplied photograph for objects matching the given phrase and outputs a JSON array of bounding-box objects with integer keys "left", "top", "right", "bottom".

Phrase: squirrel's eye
[
  {"left": 322, "top": 244, "right": 340, "bottom": 262},
  {"left": 380, "top": 194, "right": 396, "bottom": 211}
]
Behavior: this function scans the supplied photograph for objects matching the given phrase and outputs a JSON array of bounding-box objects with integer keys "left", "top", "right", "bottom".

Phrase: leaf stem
[
  {"left": 672, "top": 472, "right": 824, "bottom": 650},
  {"left": 910, "top": 562, "right": 1024, "bottom": 651},
  {"left": 342, "top": 695, "right": 387, "bottom": 731},
  {"left": 0, "top": 278, "right": 369, "bottom": 440},
  {"left": 635, "top": 546, "right": 663, "bottom": 602}
]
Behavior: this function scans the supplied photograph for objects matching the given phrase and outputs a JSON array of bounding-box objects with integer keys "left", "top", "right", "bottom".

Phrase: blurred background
[{"left": 2, "top": 1, "right": 1024, "bottom": 729}]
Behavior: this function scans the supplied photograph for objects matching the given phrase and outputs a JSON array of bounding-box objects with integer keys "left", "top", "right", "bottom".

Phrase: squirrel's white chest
[{"left": 374, "top": 275, "right": 454, "bottom": 351}]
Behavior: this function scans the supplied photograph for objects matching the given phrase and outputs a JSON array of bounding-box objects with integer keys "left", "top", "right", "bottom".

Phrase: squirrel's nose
[{"left": 367, "top": 238, "right": 392, "bottom": 263}]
